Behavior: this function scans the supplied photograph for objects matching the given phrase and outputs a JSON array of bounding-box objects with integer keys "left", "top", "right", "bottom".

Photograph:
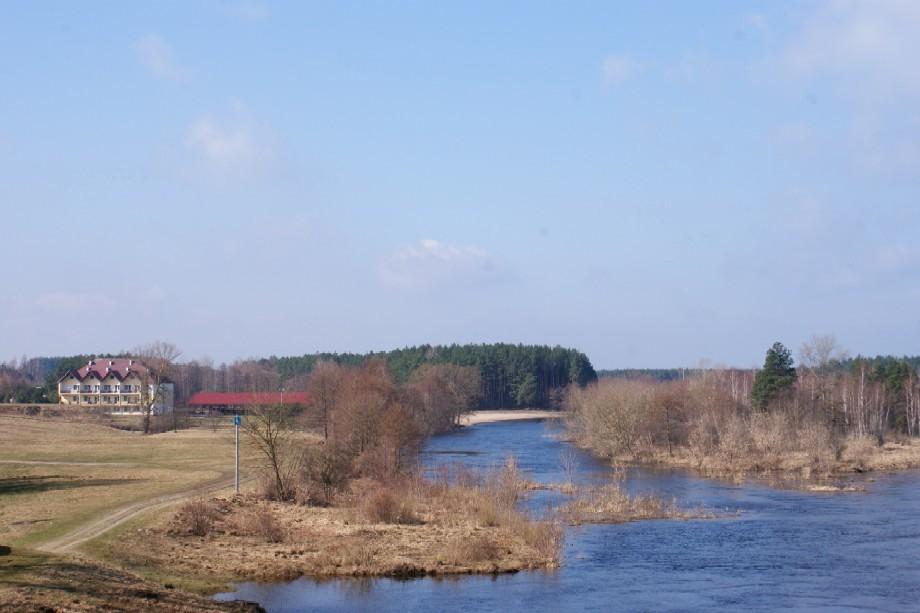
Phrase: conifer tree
[{"left": 751, "top": 341, "right": 797, "bottom": 409}]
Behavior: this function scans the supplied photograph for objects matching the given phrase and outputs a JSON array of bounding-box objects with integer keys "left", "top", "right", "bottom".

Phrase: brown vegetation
[
  {"left": 566, "top": 350, "right": 920, "bottom": 483},
  {"left": 109, "top": 460, "right": 562, "bottom": 589},
  {"left": 0, "top": 549, "right": 262, "bottom": 612},
  {"left": 559, "top": 469, "right": 711, "bottom": 524}
]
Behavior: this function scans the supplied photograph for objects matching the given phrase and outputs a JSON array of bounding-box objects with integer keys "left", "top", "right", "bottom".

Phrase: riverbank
[
  {"left": 460, "top": 410, "right": 561, "bottom": 426},
  {"left": 595, "top": 436, "right": 920, "bottom": 487},
  {"left": 88, "top": 474, "right": 563, "bottom": 594}
]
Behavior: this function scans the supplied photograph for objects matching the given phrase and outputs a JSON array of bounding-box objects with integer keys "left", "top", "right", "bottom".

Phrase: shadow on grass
[
  {"left": 0, "top": 549, "right": 160, "bottom": 599},
  {"left": 0, "top": 549, "right": 255, "bottom": 611},
  {"left": 0, "top": 476, "right": 143, "bottom": 496}
]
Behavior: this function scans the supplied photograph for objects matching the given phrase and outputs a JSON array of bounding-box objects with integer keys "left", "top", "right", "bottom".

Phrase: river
[{"left": 216, "top": 419, "right": 920, "bottom": 611}]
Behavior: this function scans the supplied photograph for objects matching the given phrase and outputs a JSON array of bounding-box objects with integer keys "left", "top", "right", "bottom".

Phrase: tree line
[
  {"left": 567, "top": 337, "right": 920, "bottom": 476},
  {"left": 3, "top": 343, "right": 595, "bottom": 410},
  {"left": 168, "top": 344, "right": 596, "bottom": 409}
]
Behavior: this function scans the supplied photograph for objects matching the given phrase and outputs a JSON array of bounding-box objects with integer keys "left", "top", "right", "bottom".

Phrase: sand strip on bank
[{"left": 460, "top": 410, "right": 562, "bottom": 426}]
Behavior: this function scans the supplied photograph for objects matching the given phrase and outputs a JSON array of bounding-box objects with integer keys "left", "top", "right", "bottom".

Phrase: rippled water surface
[{"left": 216, "top": 419, "right": 920, "bottom": 612}]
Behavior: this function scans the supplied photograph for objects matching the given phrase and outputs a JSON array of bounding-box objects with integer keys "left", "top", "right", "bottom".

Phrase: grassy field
[
  {"left": 0, "top": 415, "right": 251, "bottom": 548},
  {"left": 0, "top": 414, "right": 281, "bottom": 610}
]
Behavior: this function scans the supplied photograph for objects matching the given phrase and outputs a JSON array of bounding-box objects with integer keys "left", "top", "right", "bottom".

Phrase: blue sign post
[{"left": 234, "top": 414, "right": 242, "bottom": 492}]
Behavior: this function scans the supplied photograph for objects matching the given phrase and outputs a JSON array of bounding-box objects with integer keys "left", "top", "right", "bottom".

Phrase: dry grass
[
  {"left": 358, "top": 486, "right": 419, "bottom": 525},
  {"left": 235, "top": 505, "right": 286, "bottom": 543},
  {"left": 0, "top": 548, "right": 259, "bottom": 612},
  {"left": 439, "top": 536, "right": 499, "bottom": 565},
  {"left": 97, "top": 460, "right": 564, "bottom": 590},
  {"left": 557, "top": 466, "right": 710, "bottom": 525},
  {"left": 174, "top": 500, "right": 221, "bottom": 537},
  {"left": 561, "top": 482, "right": 706, "bottom": 524},
  {"left": 0, "top": 414, "right": 318, "bottom": 548}
]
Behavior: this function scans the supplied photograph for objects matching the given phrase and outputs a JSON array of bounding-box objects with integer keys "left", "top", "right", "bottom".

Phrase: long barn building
[{"left": 186, "top": 391, "right": 310, "bottom": 414}]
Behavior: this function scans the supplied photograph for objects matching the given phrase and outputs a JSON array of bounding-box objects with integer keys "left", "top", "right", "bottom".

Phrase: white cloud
[
  {"left": 133, "top": 34, "right": 191, "bottom": 82},
  {"left": 784, "top": 0, "right": 920, "bottom": 97},
  {"left": 184, "top": 104, "right": 278, "bottom": 180},
  {"left": 601, "top": 54, "right": 641, "bottom": 87},
  {"left": 378, "top": 239, "right": 501, "bottom": 290}
]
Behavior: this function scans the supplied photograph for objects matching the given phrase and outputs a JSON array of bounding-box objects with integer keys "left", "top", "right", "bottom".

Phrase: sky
[{"left": 1, "top": 1, "right": 919, "bottom": 369}]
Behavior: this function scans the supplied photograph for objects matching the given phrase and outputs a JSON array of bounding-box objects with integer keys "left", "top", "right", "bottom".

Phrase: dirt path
[
  {"left": 36, "top": 474, "right": 241, "bottom": 554},
  {"left": 0, "top": 460, "right": 140, "bottom": 467}
]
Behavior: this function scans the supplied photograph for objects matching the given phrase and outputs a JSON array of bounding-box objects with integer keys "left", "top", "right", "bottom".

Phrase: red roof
[
  {"left": 186, "top": 391, "right": 310, "bottom": 406},
  {"left": 60, "top": 358, "right": 148, "bottom": 382}
]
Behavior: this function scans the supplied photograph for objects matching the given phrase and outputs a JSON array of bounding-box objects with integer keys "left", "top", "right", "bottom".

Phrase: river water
[{"left": 216, "top": 419, "right": 920, "bottom": 612}]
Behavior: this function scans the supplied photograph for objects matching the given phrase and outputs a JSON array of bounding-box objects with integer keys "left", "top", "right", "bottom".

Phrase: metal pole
[{"left": 235, "top": 416, "right": 240, "bottom": 493}]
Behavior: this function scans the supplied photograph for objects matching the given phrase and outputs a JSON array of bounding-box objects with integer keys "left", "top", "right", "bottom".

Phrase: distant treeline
[
  {"left": 4, "top": 344, "right": 597, "bottom": 410},
  {"left": 598, "top": 356, "right": 920, "bottom": 383},
  {"left": 262, "top": 344, "right": 598, "bottom": 409}
]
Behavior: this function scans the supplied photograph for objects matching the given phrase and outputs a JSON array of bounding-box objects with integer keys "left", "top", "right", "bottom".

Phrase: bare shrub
[
  {"left": 360, "top": 487, "right": 418, "bottom": 525},
  {"left": 717, "top": 413, "right": 750, "bottom": 470},
  {"left": 749, "top": 412, "right": 788, "bottom": 463},
  {"left": 299, "top": 444, "right": 351, "bottom": 505},
  {"left": 844, "top": 436, "right": 878, "bottom": 471},
  {"left": 688, "top": 411, "right": 720, "bottom": 464},
  {"left": 797, "top": 419, "right": 833, "bottom": 465},
  {"left": 567, "top": 380, "right": 648, "bottom": 458},
  {"left": 510, "top": 519, "right": 563, "bottom": 563},
  {"left": 174, "top": 499, "right": 220, "bottom": 537},
  {"left": 559, "top": 448, "right": 579, "bottom": 486},
  {"left": 440, "top": 536, "right": 499, "bottom": 565},
  {"left": 238, "top": 506, "right": 285, "bottom": 543}
]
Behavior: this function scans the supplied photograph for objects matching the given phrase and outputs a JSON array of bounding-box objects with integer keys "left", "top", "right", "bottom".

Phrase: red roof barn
[{"left": 186, "top": 391, "right": 310, "bottom": 412}]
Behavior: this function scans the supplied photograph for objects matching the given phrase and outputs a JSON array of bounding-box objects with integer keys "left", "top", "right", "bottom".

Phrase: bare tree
[
  {"left": 135, "top": 341, "right": 181, "bottom": 434},
  {"left": 406, "top": 364, "right": 481, "bottom": 434},
  {"left": 799, "top": 335, "right": 848, "bottom": 371},
  {"left": 559, "top": 447, "right": 579, "bottom": 486},
  {"left": 307, "top": 360, "right": 344, "bottom": 441},
  {"left": 244, "top": 404, "right": 301, "bottom": 501}
]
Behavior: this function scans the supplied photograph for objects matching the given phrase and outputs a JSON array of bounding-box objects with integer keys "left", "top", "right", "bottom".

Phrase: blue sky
[{"left": 2, "top": 1, "right": 918, "bottom": 368}]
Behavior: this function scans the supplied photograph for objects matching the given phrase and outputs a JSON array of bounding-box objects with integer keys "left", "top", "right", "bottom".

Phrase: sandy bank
[{"left": 460, "top": 410, "right": 562, "bottom": 426}]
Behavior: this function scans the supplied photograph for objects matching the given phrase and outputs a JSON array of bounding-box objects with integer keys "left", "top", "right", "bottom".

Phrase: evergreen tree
[
  {"left": 751, "top": 341, "right": 797, "bottom": 409},
  {"left": 515, "top": 373, "right": 539, "bottom": 407}
]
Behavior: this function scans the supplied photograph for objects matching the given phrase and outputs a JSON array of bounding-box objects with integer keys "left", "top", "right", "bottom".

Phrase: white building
[{"left": 57, "top": 358, "right": 174, "bottom": 415}]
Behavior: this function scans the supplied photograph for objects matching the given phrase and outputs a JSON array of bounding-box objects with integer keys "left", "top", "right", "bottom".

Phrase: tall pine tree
[{"left": 751, "top": 341, "right": 797, "bottom": 409}]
